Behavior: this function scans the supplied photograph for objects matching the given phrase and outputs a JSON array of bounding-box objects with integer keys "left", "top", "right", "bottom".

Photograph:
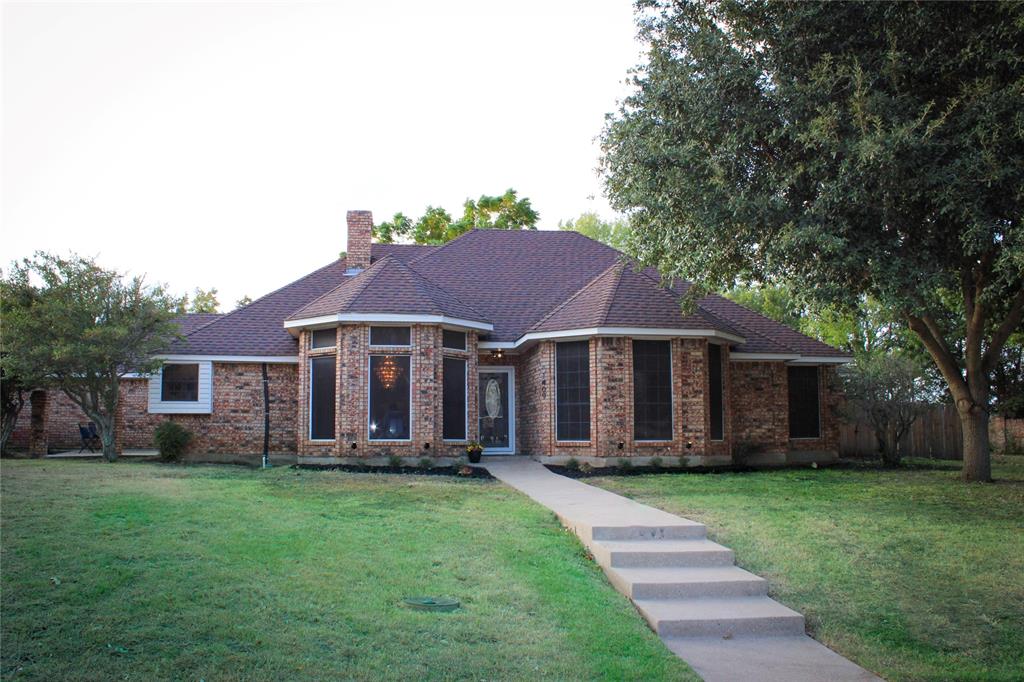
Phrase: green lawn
[
  {"left": 1, "top": 460, "right": 694, "bottom": 681},
  {"left": 588, "top": 456, "right": 1024, "bottom": 682}
]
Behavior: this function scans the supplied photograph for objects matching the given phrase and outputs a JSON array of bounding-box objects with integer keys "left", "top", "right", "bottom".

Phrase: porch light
[
  {"left": 375, "top": 355, "right": 402, "bottom": 390},
  {"left": 491, "top": 349, "right": 504, "bottom": 360}
]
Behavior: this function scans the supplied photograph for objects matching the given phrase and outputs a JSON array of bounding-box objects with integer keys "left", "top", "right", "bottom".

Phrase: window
[
  {"left": 708, "top": 344, "right": 724, "bottom": 440},
  {"left": 370, "top": 326, "right": 410, "bottom": 347},
  {"left": 442, "top": 329, "right": 466, "bottom": 351},
  {"left": 369, "top": 355, "right": 411, "bottom": 440},
  {"left": 309, "top": 356, "right": 336, "bottom": 440},
  {"left": 442, "top": 357, "right": 467, "bottom": 440},
  {"left": 556, "top": 341, "right": 590, "bottom": 441},
  {"left": 788, "top": 366, "right": 820, "bottom": 438},
  {"left": 311, "top": 328, "right": 336, "bottom": 349},
  {"left": 161, "top": 364, "right": 199, "bottom": 402},
  {"left": 633, "top": 340, "right": 673, "bottom": 440}
]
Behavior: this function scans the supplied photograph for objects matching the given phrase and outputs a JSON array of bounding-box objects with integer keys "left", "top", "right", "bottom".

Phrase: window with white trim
[
  {"left": 788, "top": 366, "right": 820, "bottom": 438},
  {"left": 442, "top": 357, "right": 467, "bottom": 440},
  {"left": 369, "top": 355, "right": 411, "bottom": 440},
  {"left": 311, "top": 328, "right": 336, "bottom": 349},
  {"left": 161, "top": 364, "right": 199, "bottom": 402},
  {"left": 633, "top": 340, "right": 673, "bottom": 440},
  {"left": 556, "top": 341, "right": 590, "bottom": 441},
  {"left": 309, "top": 356, "right": 336, "bottom": 440},
  {"left": 709, "top": 344, "right": 724, "bottom": 440},
  {"left": 442, "top": 329, "right": 466, "bottom": 351}
]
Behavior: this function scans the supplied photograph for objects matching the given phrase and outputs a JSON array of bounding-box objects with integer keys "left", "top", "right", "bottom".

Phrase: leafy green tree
[
  {"left": 841, "top": 355, "right": 927, "bottom": 467},
  {"left": 235, "top": 295, "right": 253, "bottom": 310},
  {"left": 601, "top": 1, "right": 1023, "bottom": 481},
  {"left": 372, "top": 189, "right": 540, "bottom": 245},
  {"left": 3, "top": 253, "right": 181, "bottom": 461},
  {"left": 186, "top": 288, "right": 220, "bottom": 314},
  {"left": 558, "top": 213, "right": 634, "bottom": 252},
  {"left": 0, "top": 276, "right": 47, "bottom": 454}
]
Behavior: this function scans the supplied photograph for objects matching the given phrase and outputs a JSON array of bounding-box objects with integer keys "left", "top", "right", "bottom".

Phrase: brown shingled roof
[{"left": 288, "top": 255, "right": 489, "bottom": 325}]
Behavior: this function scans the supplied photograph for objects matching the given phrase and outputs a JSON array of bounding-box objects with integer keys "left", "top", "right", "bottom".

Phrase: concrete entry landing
[{"left": 483, "top": 457, "right": 880, "bottom": 682}]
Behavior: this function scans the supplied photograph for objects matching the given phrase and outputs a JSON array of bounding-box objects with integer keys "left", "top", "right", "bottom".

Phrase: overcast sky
[{"left": 2, "top": 1, "right": 642, "bottom": 308}]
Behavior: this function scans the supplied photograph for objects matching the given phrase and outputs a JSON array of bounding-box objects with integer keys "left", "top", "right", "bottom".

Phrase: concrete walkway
[{"left": 482, "top": 457, "right": 881, "bottom": 682}]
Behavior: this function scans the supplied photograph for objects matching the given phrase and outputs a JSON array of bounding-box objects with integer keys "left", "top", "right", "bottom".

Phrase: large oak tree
[{"left": 601, "top": 1, "right": 1023, "bottom": 481}]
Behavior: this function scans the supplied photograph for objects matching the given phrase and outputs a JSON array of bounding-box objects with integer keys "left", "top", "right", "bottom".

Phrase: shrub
[
  {"left": 617, "top": 458, "right": 633, "bottom": 470},
  {"left": 418, "top": 457, "right": 434, "bottom": 469},
  {"left": 388, "top": 455, "right": 403, "bottom": 468},
  {"left": 649, "top": 457, "right": 663, "bottom": 469},
  {"left": 154, "top": 421, "right": 191, "bottom": 461},
  {"left": 565, "top": 457, "right": 580, "bottom": 471}
]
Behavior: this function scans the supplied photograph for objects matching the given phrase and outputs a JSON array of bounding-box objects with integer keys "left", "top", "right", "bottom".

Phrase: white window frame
[
  {"left": 788, "top": 365, "right": 822, "bottom": 440},
  {"left": 708, "top": 342, "right": 725, "bottom": 442},
  {"left": 555, "top": 340, "right": 591, "bottom": 444},
  {"left": 368, "top": 353, "right": 413, "bottom": 442},
  {"left": 633, "top": 339, "right": 675, "bottom": 443},
  {"left": 442, "top": 328, "right": 468, "bottom": 352},
  {"left": 310, "top": 327, "right": 337, "bottom": 350},
  {"left": 442, "top": 356, "right": 468, "bottom": 442},
  {"left": 308, "top": 355, "right": 337, "bottom": 442}
]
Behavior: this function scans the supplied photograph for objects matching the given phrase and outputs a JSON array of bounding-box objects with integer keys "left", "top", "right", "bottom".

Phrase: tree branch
[
  {"left": 906, "top": 313, "right": 970, "bottom": 405},
  {"left": 984, "top": 286, "right": 1024, "bottom": 373}
]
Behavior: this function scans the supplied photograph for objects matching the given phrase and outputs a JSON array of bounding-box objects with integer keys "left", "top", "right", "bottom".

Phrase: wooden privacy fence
[{"left": 839, "top": 404, "right": 963, "bottom": 460}]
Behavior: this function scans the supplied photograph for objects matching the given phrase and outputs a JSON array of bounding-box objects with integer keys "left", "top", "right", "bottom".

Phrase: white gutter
[
  {"left": 155, "top": 354, "right": 300, "bottom": 364},
  {"left": 284, "top": 313, "right": 493, "bottom": 335}
]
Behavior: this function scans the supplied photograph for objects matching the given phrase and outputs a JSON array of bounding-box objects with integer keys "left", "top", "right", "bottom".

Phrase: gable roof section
[
  {"left": 697, "top": 295, "right": 849, "bottom": 357},
  {"left": 173, "top": 312, "right": 223, "bottom": 335},
  {"left": 286, "top": 255, "right": 489, "bottom": 327},
  {"left": 167, "top": 244, "right": 434, "bottom": 357},
  {"left": 529, "top": 262, "right": 740, "bottom": 338}
]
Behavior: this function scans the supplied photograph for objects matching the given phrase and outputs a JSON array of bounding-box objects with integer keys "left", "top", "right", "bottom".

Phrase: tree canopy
[
  {"left": 374, "top": 189, "right": 539, "bottom": 244},
  {"left": 558, "top": 213, "right": 634, "bottom": 253},
  {"left": 179, "top": 287, "right": 220, "bottom": 314},
  {"left": 2, "top": 253, "right": 181, "bottom": 460},
  {"left": 602, "top": 0, "right": 1024, "bottom": 481}
]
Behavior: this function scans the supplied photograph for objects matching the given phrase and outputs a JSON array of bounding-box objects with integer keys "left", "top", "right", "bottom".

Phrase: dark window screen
[
  {"left": 310, "top": 356, "right": 336, "bottom": 440},
  {"left": 788, "top": 366, "right": 820, "bottom": 438},
  {"left": 709, "top": 344, "right": 724, "bottom": 440},
  {"left": 556, "top": 341, "right": 591, "bottom": 441},
  {"left": 370, "top": 326, "right": 410, "bottom": 346},
  {"left": 633, "top": 340, "right": 673, "bottom": 440},
  {"left": 442, "top": 357, "right": 467, "bottom": 440},
  {"left": 161, "top": 364, "right": 199, "bottom": 402},
  {"left": 442, "top": 329, "right": 466, "bottom": 350},
  {"left": 369, "top": 355, "right": 411, "bottom": 440},
  {"left": 311, "top": 328, "right": 336, "bottom": 349}
]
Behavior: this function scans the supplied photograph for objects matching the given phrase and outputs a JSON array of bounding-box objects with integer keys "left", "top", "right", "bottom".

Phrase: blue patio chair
[{"left": 79, "top": 422, "right": 101, "bottom": 453}]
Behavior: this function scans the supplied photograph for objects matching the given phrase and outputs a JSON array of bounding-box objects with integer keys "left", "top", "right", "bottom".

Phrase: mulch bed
[{"left": 295, "top": 463, "right": 494, "bottom": 479}]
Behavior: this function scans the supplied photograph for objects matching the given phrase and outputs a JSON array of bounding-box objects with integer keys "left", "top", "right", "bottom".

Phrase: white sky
[{"left": 2, "top": 0, "right": 642, "bottom": 308}]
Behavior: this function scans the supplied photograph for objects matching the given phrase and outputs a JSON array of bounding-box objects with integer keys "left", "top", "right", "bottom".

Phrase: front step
[
  {"left": 591, "top": 539, "right": 734, "bottom": 568},
  {"left": 607, "top": 566, "right": 768, "bottom": 599},
  {"left": 590, "top": 522, "right": 706, "bottom": 541},
  {"left": 634, "top": 596, "right": 806, "bottom": 637}
]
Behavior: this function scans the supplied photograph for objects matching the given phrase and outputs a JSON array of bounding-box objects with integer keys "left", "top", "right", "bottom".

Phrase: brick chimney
[{"left": 346, "top": 210, "right": 373, "bottom": 271}]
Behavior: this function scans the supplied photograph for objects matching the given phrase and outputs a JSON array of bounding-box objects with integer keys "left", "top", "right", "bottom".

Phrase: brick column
[{"left": 28, "top": 390, "right": 48, "bottom": 457}]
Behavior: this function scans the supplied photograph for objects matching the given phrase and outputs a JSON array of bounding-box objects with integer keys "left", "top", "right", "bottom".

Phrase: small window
[
  {"left": 311, "top": 328, "right": 336, "bottom": 349},
  {"left": 369, "top": 355, "right": 411, "bottom": 440},
  {"left": 442, "top": 357, "right": 467, "bottom": 440},
  {"left": 556, "top": 341, "right": 591, "bottom": 441},
  {"left": 709, "top": 344, "right": 724, "bottom": 440},
  {"left": 310, "top": 356, "right": 336, "bottom": 440},
  {"left": 442, "top": 329, "right": 466, "bottom": 351},
  {"left": 161, "top": 364, "right": 199, "bottom": 402},
  {"left": 788, "top": 366, "right": 820, "bottom": 438},
  {"left": 633, "top": 340, "right": 673, "bottom": 440},
  {"left": 370, "top": 326, "right": 411, "bottom": 347}
]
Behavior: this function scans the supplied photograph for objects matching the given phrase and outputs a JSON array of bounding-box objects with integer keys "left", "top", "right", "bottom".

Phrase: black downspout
[{"left": 261, "top": 362, "right": 270, "bottom": 468}]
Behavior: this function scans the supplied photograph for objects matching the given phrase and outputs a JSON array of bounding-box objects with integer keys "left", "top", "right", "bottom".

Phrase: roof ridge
[
  {"left": 185, "top": 257, "right": 346, "bottom": 337},
  {"left": 402, "top": 260, "right": 489, "bottom": 320},
  {"left": 180, "top": 312, "right": 224, "bottom": 337},
  {"left": 598, "top": 261, "right": 628, "bottom": 326},
  {"left": 287, "top": 256, "right": 391, "bottom": 320},
  {"left": 528, "top": 260, "right": 623, "bottom": 332},
  {"left": 406, "top": 228, "right": 481, "bottom": 265}
]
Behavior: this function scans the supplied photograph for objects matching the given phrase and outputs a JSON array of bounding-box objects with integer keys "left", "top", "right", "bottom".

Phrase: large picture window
[
  {"left": 309, "top": 356, "right": 336, "bottom": 440},
  {"left": 633, "top": 340, "right": 673, "bottom": 441},
  {"left": 369, "top": 355, "right": 411, "bottom": 440},
  {"left": 556, "top": 341, "right": 590, "bottom": 441},
  {"left": 708, "top": 344, "right": 724, "bottom": 441},
  {"left": 161, "top": 364, "right": 199, "bottom": 402},
  {"left": 788, "top": 366, "right": 820, "bottom": 438},
  {"left": 442, "top": 357, "right": 467, "bottom": 440}
]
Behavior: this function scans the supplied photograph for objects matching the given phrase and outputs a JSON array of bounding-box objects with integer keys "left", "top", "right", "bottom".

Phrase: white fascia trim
[
  {"left": 477, "top": 341, "right": 516, "bottom": 350},
  {"left": 155, "top": 354, "right": 300, "bottom": 364},
  {"left": 284, "top": 313, "right": 493, "bottom": 333},
  {"left": 788, "top": 355, "right": 853, "bottom": 365},
  {"left": 730, "top": 352, "right": 801, "bottom": 362},
  {"left": 514, "top": 327, "right": 746, "bottom": 346}
]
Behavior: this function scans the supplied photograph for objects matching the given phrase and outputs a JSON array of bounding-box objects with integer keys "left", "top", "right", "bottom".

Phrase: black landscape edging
[{"left": 295, "top": 463, "right": 494, "bottom": 479}]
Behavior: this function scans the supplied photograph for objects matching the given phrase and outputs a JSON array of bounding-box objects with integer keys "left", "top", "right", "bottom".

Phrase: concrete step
[
  {"left": 590, "top": 522, "right": 706, "bottom": 541},
  {"left": 591, "top": 539, "right": 735, "bottom": 568},
  {"left": 634, "top": 596, "right": 806, "bottom": 637},
  {"left": 607, "top": 565, "right": 768, "bottom": 599}
]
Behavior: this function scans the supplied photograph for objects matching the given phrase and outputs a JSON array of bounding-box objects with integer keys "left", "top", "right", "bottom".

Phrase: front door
[{"left": 478, "top": 367, "right": 514, "bottom": 454}]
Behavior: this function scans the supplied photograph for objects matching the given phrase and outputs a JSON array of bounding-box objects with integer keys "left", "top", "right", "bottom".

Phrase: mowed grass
[
  {"left": 1, "top": 460, "right": 695, "bottom": 681},
  {"left": 589, "top": 455, "right": 1024, "bottom": 682}
]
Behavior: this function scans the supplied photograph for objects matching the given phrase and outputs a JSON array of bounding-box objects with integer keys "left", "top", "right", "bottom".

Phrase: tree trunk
[
  {"left": 0, "top": 399, "right": 24, "bottom": 456},
  {"left": 960, "top": 407, "right": 991, "bottom": 482},
  {"left": 95, "top": 416, "right": 117, "bottom": 463}
]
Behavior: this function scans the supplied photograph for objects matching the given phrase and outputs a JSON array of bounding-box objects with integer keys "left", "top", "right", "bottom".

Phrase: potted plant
[{"left": 466, "top": 441, "right": 483, "bottom": 464}]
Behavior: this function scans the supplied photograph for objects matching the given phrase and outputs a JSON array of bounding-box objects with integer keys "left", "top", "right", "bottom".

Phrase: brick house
[{"left": 14, "top": 211, "right": 850, "bottom": 466}]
